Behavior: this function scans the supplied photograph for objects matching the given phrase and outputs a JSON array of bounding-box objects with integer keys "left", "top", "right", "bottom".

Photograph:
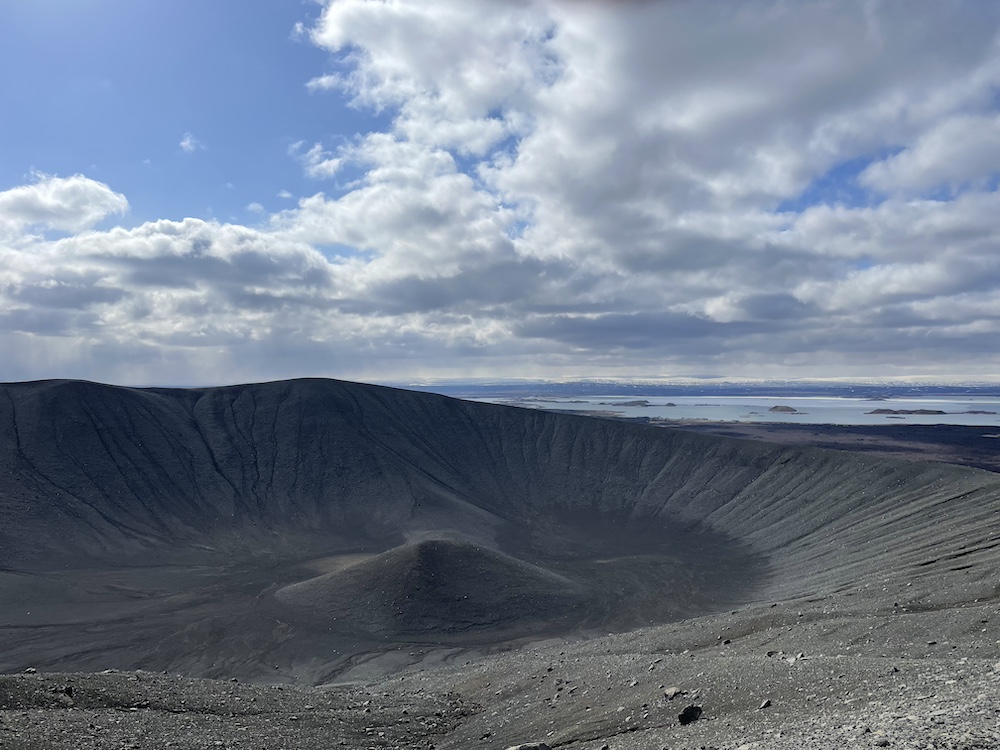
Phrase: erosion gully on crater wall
[{"left": 1, "top": 378, "right": 999, "bottom": 685}]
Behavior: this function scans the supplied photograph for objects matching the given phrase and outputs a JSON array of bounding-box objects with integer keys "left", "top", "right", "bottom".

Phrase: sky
[{"left": 2, "top": 0, "right": 1000, "bottom": 386}]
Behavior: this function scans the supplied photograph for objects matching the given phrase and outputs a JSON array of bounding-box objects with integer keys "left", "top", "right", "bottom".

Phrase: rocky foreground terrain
[
  {"left": 3, "top": 595, "right": 998, "bottom": 750},
  {"left": 1, "top": 379, "right": 998, "bottom": 749}
]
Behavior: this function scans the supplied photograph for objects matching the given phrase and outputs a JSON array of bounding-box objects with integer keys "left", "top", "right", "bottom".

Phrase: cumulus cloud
[
  {"left": 309, "top": 0, "right": 553, "bottom": 155},
  {"left": 0, "top": 173, "right": 129, "bottom": 237},
  {"left": 3, "top": 1, "right": 1000, "bottom": 384}
]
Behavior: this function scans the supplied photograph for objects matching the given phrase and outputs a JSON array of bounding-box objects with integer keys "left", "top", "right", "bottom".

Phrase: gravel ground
[
  {"left": 397, "top": 593, "right": 1000, "bottom": 750},
  {"left": 0, "top": 670, "right": 471, "bottom": 749},
  {"left": 3, "top": 593, "right": 998, "bottom": 750}
]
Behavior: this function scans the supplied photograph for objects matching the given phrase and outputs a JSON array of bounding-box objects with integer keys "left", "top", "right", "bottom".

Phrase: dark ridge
[{"left": 2, "top": 378, "right": 999, "bottom": 682}]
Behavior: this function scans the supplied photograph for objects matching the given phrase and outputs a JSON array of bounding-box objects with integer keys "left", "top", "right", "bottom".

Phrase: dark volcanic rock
[
  {"left": 678, "top": 704, "right": 703, "bottom": 724},
  {"left": 2, "top": 378, "right": 1000, "bottom": 687}
]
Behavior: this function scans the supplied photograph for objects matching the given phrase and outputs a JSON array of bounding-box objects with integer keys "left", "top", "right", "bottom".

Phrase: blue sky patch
[
  {"left": 0, "top": 0, "right": 390, "bottom": 226},
  {"left": 776, "top": 152, "right": 900, "bottom": 214}
]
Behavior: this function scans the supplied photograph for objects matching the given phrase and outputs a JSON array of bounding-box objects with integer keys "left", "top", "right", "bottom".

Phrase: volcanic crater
[{"left": 2, "top": 378, "right": 1000, "bottom": 749}]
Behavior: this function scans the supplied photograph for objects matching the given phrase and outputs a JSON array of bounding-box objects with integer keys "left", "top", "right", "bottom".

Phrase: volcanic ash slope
[{"left": 0, "top": 379, "right": 998, "bottom": 682}]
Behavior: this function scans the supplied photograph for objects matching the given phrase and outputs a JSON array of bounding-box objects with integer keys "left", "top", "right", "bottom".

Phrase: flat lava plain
[{"left": 1, "top": 378, "right": 998, "bottom": 749}]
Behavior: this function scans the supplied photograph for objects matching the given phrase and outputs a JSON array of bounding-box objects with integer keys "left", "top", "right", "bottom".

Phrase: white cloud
[
  {"left": 275, "top": 133, "right": 518, "bottom": 283},
  {"left": 0, "top": 173, "right": 128, "bottom": 237},
  {"left": 283, "top": 0, "right": 1000, "bottom": 378},
  {"left": 306, "top": 73, "right": 341, "bottom": 93},
  {"left": 860, "top": 114, "right": 1000, "bottom": 195},
  {"left": 291, "top": 141, "right": 343, "bottom": 178},
  {"left": 246, "top": 202, "right": 265, "bottom": 213},
  {"left": 179, "top": 132, "right": 204, "bottom": 153},
  {"left": 309, "top": 0, "right": 553, "bottom": 156}
]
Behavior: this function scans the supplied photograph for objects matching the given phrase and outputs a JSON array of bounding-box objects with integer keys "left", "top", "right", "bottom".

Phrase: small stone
[
  {"left": 23, "top": 667, "right": 36, "bottom": 674},
  {"left": 664, "top": 686, "right": 684, "bottom": 700},
  {"left": 678, "top": 704, "right": 703, "bottom": 725},
  {"left": 758, "top": 699, "right": 771, "bottom": 710},
  {"left": 505, "top": 744, "right": 552, "bottom": 750}
]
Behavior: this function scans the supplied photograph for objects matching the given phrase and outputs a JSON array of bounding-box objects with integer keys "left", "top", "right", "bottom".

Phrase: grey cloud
[
  {"left": 107, "top": 247, "right": 333, "bottom": 291},
  {"left": 515, "top": 311, "right": 758, "bottom": 352},
  {"left": 735, "top": 293, "right": 816, "bottom": 323},
  {"left": 221, "top": 288, "right": 336, "bottom": 313},
  {"left": 8, "top": 280, "right": 126, "bottom": 310},
  {"left": 343, "top": 255, "right": 581, "bottom": 316},
  {"left": 1, "top": 308, "right": 100, "bottom": 336},
  {"left": 616, "top": 234, "right": 742, "bottom": 274},
  {"left": 119, "top": 264, "right": 201, "bottom": 290},
  {"left": 612, "top": 233, "right": 819, "bottom": 283},
  {"left": 793, "top": 323, "right": 1000, "bottom": 357}
]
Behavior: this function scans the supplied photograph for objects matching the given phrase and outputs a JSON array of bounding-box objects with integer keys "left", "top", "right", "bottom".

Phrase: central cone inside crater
[{"left": 276, "top": 511, "right": 765, "bottom": 644}]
